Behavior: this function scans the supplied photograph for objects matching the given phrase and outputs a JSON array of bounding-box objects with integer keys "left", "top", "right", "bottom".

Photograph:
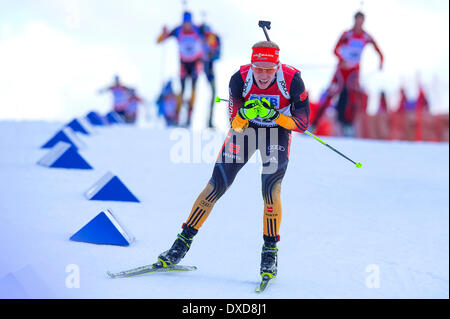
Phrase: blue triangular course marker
[
  {"left": 70, "top": 210, "right": 134, "bottom": 246},
  {"left": 0, "top": 273, "right": 29, "bottom": 299},
  {"left": 86, "top": 111, "right": 108, "bottom": 126},
  {"left": 41, "top": 127, "right": 85, "bottom": 149},
  {"left": 105, "top": 111, "right": 126, "bottom": 124},
  {"left": 85, "top": 172, "right": 140, "bottom": 202},
  {"left": 37, "top": 142, "right": 93, "bottom": 169},
  {"left": 66, "top": 118, "right": 90, "bottom": 135},
  {"left": 12, "top": 265, "right": 54, "bottom": 298}
]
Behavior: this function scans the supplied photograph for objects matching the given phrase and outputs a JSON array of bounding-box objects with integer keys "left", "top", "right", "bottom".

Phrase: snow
[{"left": 0, "top": 120, "right": 448, "bottom": 298}]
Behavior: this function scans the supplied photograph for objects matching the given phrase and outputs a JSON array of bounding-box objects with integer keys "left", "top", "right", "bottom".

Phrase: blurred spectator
[
  {"left": 157, "top": 11, "right": 204, "bottom": 127},
  {"left": 374, "top": 91, "right": 391, "bottom": 140},
  {"left": 378, "top": 91, "right": 388, "bottom": 113},
  {"left": 352, "top": 89, "right": 369, "bottom": 138},
  {"left": 390, "top": 87, "right": 415, "bottom": 140},
  {"left": 413, "top": 85, "right": 443, "bottom": 142}
]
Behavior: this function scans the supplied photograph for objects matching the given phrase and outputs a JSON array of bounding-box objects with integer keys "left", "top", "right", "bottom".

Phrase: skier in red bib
[
  {"left": 154, "top": 40, "right": 310, "bottom": 281},
  {"left": 311, "top": 11, "right": 383, "bottom": 135}
]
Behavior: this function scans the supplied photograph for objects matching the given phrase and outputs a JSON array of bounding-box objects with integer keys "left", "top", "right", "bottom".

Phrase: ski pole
[
  {"left": 303, "top": 130, "right": 362, "bottom": 168},
  {"left": 214, "top": 96, "right": 362, "bottom": 168},
  {"left": 214, "top": 97, "right": 228, "bottom": 103}
]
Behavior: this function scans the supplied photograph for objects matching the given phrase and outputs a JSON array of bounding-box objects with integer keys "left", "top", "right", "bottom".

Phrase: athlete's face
[
  {"left": 182, "top": 22, "right": 193, "bottom": 32},
  {"left": 355, "top": 16, "right": 364, "bottom": 29},
  {"left": 252, "top": 62, "right": 278, "bottom": 90}
]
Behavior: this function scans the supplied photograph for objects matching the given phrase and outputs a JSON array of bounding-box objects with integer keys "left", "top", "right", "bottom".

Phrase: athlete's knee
[
  {"left": 206, "top": 163, "right": 229, "bottom": 202},
  {"left": 180, "top": 78, "right": 187, "bottom": 92},
  {"left": 261, "top": 165, "right": 286, "bottom": 204},
  {"left": 191, "top": 77, "right": 198, "bottom": 89}
]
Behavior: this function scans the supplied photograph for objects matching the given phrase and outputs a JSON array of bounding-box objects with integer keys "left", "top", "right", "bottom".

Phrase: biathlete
[
  {"left": 157, "top": 11, "right": 204, "bottom": 127},
  {"left": 311, "top": 11, "right": 383, "bottom": 134},
  {"left": 154, "top": 40, "right": 310, "bottom": 280},
  {"left": 98, "top": 75, "right": 131, "bottom": 120}
]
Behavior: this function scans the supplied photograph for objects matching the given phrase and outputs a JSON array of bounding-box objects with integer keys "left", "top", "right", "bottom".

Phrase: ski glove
[
  {"left": 238, "top": 99, "right": 260, "bottom": 120},
  {"left": 257, "top": 98, "right": 280, "bottom": 121},
  {"left": 231, "top": 114, "right": 249, "bottom": 133}
]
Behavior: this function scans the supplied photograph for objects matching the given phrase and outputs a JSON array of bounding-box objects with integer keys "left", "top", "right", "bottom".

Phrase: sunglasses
[{"left": 251, "top": 64, "right": 278, "bottom": 75}]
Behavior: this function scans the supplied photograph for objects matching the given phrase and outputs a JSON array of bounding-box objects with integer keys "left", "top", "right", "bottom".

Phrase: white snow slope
[{"left": 0, "top": 120, "right": 448, "bottom": 299}]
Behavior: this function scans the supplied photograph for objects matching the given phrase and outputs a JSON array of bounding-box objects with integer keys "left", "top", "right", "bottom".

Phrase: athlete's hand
[
  {"left": 238, "top": 99, "right": 260, "bottom": 120},
  {"left": 257, "top": 98, "right": 279, "bottom": 121},
  {"left": 231, "top": 114, "right": 249, "bottom": 133},
  {"left": 157, "top": 26, "right": 169, "bottom": 43}
]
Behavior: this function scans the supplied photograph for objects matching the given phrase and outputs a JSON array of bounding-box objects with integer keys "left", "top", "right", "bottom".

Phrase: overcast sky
[{"left": 0, "top": 0, "right": 448, "bottom": 129}]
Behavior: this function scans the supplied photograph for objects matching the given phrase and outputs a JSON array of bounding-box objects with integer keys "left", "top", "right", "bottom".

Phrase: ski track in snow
[{"left": 0, "top": 120, "right": 448, "bottom": 298}]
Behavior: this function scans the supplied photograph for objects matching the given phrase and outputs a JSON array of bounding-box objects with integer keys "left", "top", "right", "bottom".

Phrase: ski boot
[
  {"left": 153, "top": 227, "right": 197, "bottom": 268},
  {"left": 260, "top": 242, "right": 278, "bottom": 279}
]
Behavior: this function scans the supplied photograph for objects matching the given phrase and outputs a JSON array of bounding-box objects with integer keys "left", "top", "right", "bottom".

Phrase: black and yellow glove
[
  {"left": 257, "top": 98, "right": 280, "bottom": 121},
  {"left": 232, "top": 99, "right": 260, "bottom": 132},
  {"left": 238, "top": 99, "right": 261, "bottom": 120}
]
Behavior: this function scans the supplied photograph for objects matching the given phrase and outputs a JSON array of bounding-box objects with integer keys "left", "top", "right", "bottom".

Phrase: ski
[
  {"left": 255, "top": 275, "right": 272, "bottom": 293},
  {"left": 107, "top": 264, "right": 197, "bottom": 279}
]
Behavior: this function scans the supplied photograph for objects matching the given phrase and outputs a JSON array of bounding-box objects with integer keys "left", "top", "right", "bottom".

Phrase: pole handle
[{"left": 258, "top": 20, "right": 272, "bottom": 41}]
